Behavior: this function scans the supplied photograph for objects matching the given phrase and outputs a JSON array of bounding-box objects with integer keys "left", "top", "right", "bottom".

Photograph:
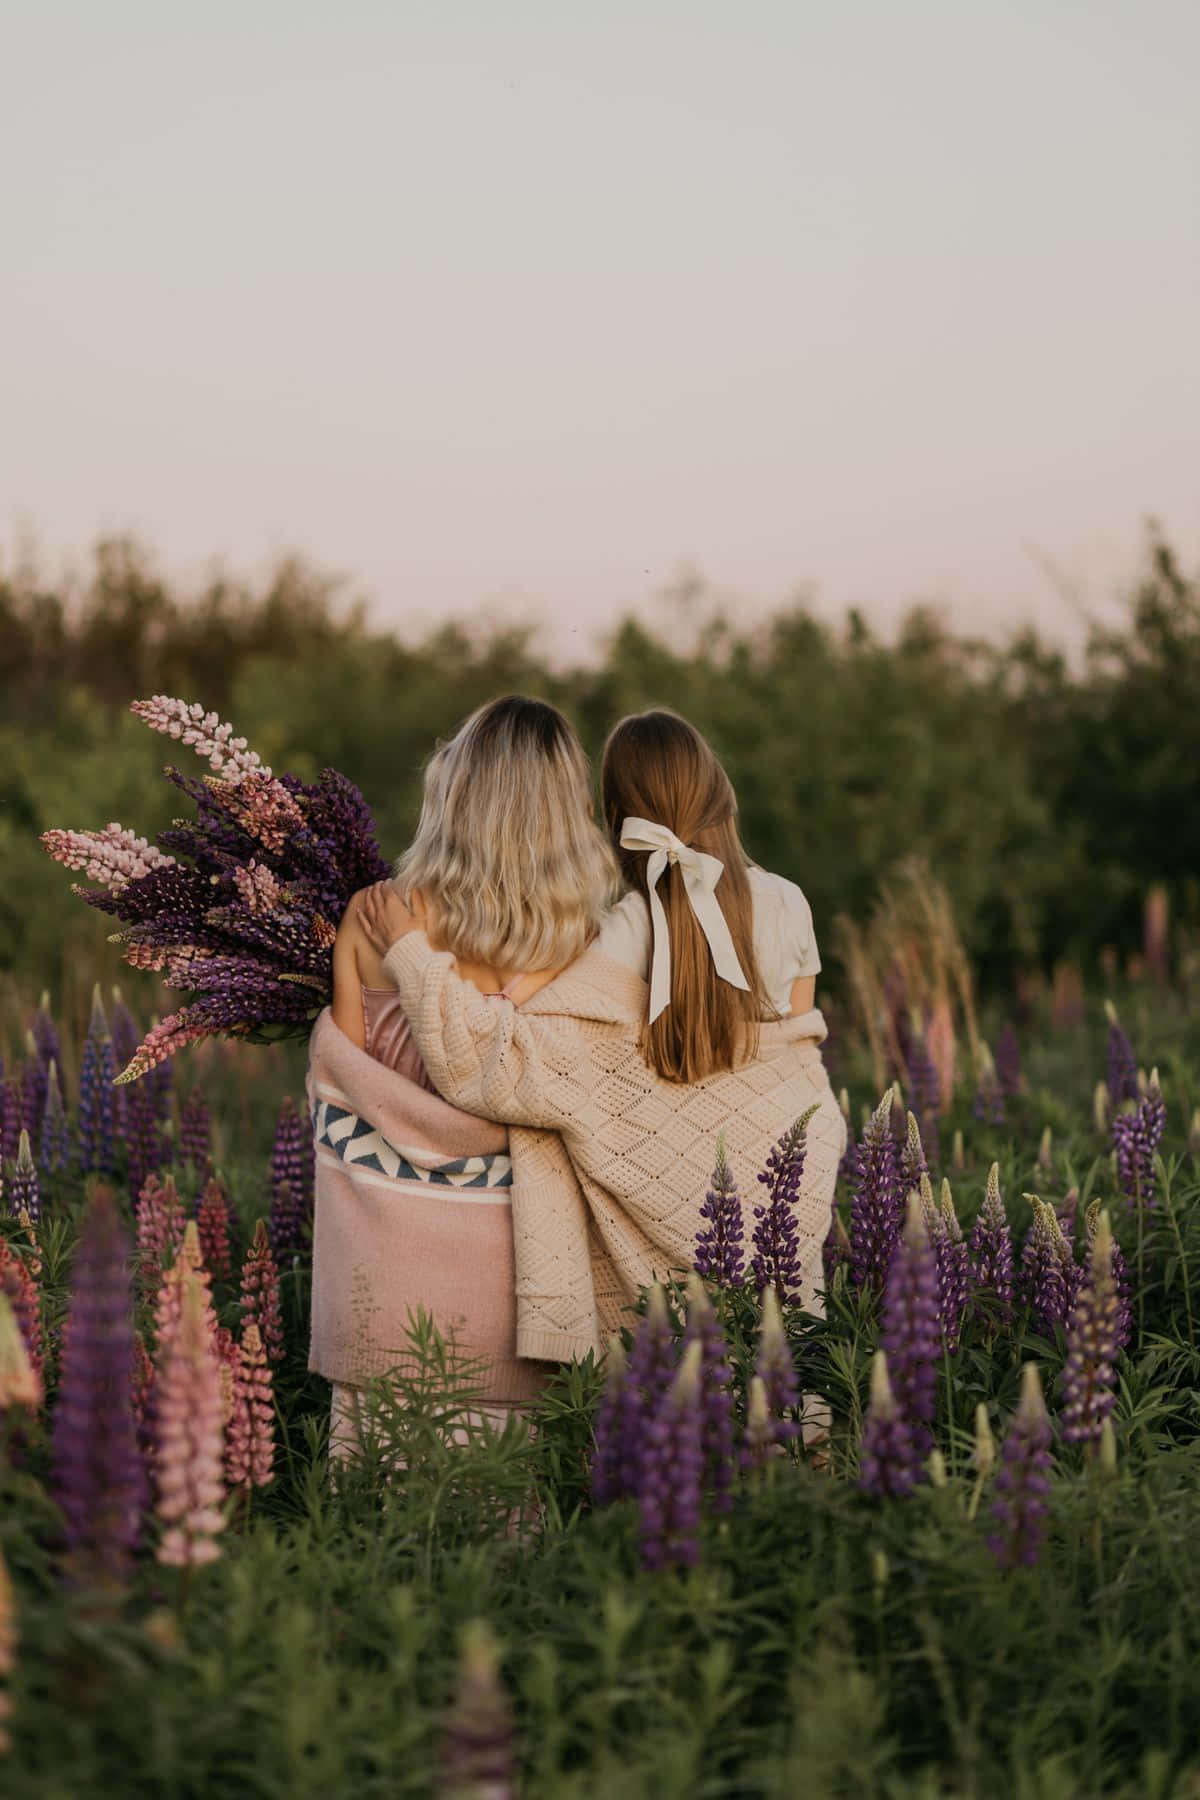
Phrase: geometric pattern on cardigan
[{"left": 312, "top": 1098, "right": 513, "bottom": 1188}]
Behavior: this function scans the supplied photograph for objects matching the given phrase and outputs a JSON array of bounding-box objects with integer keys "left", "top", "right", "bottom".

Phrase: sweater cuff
[{"left": 380, "top": 931, "right": 449, "bottom": 1008}]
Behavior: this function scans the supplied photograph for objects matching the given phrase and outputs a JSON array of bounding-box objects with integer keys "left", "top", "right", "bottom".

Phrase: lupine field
[
  {"left": 3, "top": 962, "right": 1200, "bottom": 1799},
  {"left": 1, "top": 553, "right": 1199, "bottom": 1795}
]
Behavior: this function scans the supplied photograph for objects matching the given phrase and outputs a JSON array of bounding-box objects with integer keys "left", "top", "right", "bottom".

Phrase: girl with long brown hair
[{"left": 596, "top": 708, "right": 822, "bottom": 1081}]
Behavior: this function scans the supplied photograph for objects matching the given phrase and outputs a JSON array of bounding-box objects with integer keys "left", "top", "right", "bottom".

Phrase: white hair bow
[{"left": 619, "top": 817, "right": 751, "bottom": 1023}]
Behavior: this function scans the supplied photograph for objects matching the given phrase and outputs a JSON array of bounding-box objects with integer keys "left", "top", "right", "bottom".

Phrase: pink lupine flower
[
  {"left": 0, "top": 1240, "right": 42, "bottom": 1390},
  {"left": 233, "top": 860, "right": 281, "bottom": 914},
  {"left": 129, "top": 697, "right": 272, "bottom": 781},
  {"left": 117, "top": 1011, "right": 214, "bottom": 1086},
  {"left": 0, "top": 1291, "right": 41, "bottom": 1410},
  {"left": 163, "top": 947, "right": 215, "bottom": 988},
  {"left": 214, "top": 1325, "right": 239, "bottom": 1426},
  {"left": 135, "top": 1172, "right": 187, "bottom": 1279},
  {"left": 240, "top": 1220, "right": 284, "bottom": 1364},
  {"left": 154, "top": 1222, "right": 217, "bottom": 1351},
  {"left": 121, "top": 939, "right": 171, "bottom": 972},
  {"left": 206, "top": 773, "right": 305, "bottom": 855},
  {"left": 224, "top": 1322, "right": 275, "bottom": 1492},
  {"left": 196, "top": 1177, "right": 233, "bottom": 1279},
  {"left": 40, "top": 823, "right": 176, "bottom": 891},
  {"left": 154, "top": 1271, "right": 227, "bottom": 1568},
  {"left": 46, "top": 698, "right": 390, "bottom": 1078}
]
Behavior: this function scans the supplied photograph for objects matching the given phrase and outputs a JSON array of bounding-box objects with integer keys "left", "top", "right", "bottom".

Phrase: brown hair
[{"left": 601, "top": 710, "right": 771, "bottom": 1083}]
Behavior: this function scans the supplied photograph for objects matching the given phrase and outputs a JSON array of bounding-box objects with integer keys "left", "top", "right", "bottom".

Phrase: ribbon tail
[
  {"left": 645, "top": 855, "right": 673, "bottom": 1023},
  {"left": 685, "top": 873, "right": 752, "bottom": 994}
]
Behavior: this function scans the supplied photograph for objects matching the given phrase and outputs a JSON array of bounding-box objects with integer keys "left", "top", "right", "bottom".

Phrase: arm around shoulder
[{"left": 381, "top": 932, "right": 578, "bottom": 1130}]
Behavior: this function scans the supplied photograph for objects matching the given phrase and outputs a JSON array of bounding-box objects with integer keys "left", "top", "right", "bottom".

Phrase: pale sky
[{"left": 4, "top": 0, "right": 1198, "bottom": 661}]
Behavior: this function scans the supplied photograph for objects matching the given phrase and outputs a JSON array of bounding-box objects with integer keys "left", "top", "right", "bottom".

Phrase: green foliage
[{"left": 5, "top": 529, "right": 1200, "bottom": 999}]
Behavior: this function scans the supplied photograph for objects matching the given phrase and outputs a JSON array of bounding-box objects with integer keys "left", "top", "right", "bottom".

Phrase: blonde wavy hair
[{"left": 396, "top": 695, "right": 619, "bottom": 971}]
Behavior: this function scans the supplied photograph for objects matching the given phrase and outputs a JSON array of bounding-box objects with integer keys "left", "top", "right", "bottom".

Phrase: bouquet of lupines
[{"left": 42, "top": 699, "right": 391, "bottom": 1081}]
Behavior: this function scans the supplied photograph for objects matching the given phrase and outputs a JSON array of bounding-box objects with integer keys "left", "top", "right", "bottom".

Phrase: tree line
[{"left": 2, "top": 530, "right": 1196, "bottom": 1003}]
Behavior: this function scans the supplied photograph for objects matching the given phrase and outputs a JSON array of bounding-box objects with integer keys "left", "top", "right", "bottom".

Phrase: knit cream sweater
[{"left": 383, "top": 936, "right": 847, "bottom": 1362}]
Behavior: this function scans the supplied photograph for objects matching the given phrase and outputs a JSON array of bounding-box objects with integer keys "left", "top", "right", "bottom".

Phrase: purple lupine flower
[
  {"left": 934, "top": 1179, "right": 969, "bottom": 1352},
  {"left": 1056, "top": 1187, "right": 1079, "bottom": 1245},
  {"left": 971, "top": 1044, "right": 1006, "bottom": 1126},
  {"left": 741, "top": 1375, "right": 775, "bottom": 1476},
  {"left": 683, "top": 1273, "right": 736, "bottom": 1513},
  {"left": 693, "top": 1136, "right": 745, "bottom": 1287},
  {"left": 988, "top": 1363, "right": 1053, "bottom": 1568},
  {"left": 21, "top": 1034, "right": 47, "bottom": 1145},
  {"left": 822, "top": 1205, "right": 851, "bottom": 1290},
  {"left": 993, "top": 1024, "right": 1022, "bottom": 1100},
  {"left": 107, "top": 988, "right": 141, "bottom": 1135},
  {"left": 636, "top": 1340, "right": 705, "bottom": 1571},
  {"left": 437, "top": 1621, "right": 515, "bottom": 1800},
  {"left": 78, "top": 986, "right": 117, "bottom": 1176},
  {"left": 880, "top": 1195, "right": 940, "bottom": 1456},
  {"left": 1112, "top": 1073, "right": 1167, "bottom": 1209},
  {"left": 39, "top": 1060, "right": 70, "bottom": 1177},
  {"left": 590, "top": 1336, "right": 631, "bottom": 1507},
  {"left": 968, "top": 1161, "right": 1014, "bottom": 1330},
  {"left": 836, "top": 1089, "right": 856, "bottom": 1185},
  {"left": 1018, "top": 1198, "right": 1072, "bottom": 1336},
  {"left": 148, "top": 1032, "right": 175, "bottom": 1123},
  {"left": 30, "top": 993, "right": 63, "bottom": 1097},
  {"left": 47, "top": 702, "right": 391, "bottom": 1080},
  {"left": 50, "top": 1186, "right": 145, "bottom": 1585},
  {"left": 179, "top": 1090, "right": 212, "bottom": 1173},
  {"left": 858, "top": 1350, "right": 920, "bottom": 1499},
  {"left": 750, "top": 1107, "right": 817, "bottom": 1302},
  {"left": 269, "top": 1096, "right": 313, "bottom": 1255},
  {"left": 0, "top": 1073, "right": 22, "bottom": 1164},
  {"left": 6, "top": 1132, "right": 40, "bottom": 1226},
  {"left": 898, "top": 1110, "right": 928, "bottom": 1199},
  {"left": 754, "top": 1285, "right": 800, "bottom": 1449},
  {"left": 903, "top": 1025, "right": 941, "bottom": 1166},
  {"left": 1105, "top": 1008, "right": 1138, "bottom": 1108},
  {"left": 1084, "top": 1200, "right": 1132, "bottom": 1351},
  {"left": 125, "top": 1072, "right": 166, "bottom": 1200},
  {"left": 1061, "top": 1210, "right": 1124, "bottom": 1445},
  {"left": 848, "top": 1087, "right": 906, "bottom": 1295},
  {"left": 1093, "top": 1081, "right": 1110, "bottom": 1135},
  {"left": 615, "top": 1284, "right": 677, "bottom": 1501}
]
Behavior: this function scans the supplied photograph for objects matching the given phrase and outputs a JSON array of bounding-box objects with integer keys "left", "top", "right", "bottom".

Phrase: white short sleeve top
[{"left": 594, "top": 865, "right": 821, "bottom": 1018}]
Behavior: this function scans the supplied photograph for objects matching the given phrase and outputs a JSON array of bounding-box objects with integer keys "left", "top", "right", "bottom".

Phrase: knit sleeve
[{"left": 380, "top": 933, "right": 583, "bottom": 1129}]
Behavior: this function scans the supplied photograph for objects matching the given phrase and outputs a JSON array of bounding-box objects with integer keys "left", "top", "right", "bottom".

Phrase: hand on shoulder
[{"left": 356, "top": 880, "right": 426, "bottom": 956}]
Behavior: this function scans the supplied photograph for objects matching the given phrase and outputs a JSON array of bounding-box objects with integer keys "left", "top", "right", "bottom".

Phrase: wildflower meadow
[
  {"left": 3, "top": 950, "right": 1200, "bottom": 1797},
  {"left": 2, "top": 556, "right": 1200, "bottom": 1795}
]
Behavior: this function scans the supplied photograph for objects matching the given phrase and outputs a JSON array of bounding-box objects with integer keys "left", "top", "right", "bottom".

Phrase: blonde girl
[
  {"left": 332, "top": 693, "right": 618, "bottom": 1053},
  {"left": 315, "top": 695, "right": 618, "bottom": 1448}
]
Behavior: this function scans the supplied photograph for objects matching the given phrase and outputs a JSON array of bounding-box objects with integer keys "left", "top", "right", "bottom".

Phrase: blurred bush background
[{"left": 4, "top": 528, "right": 1197, "bottom": 1007}]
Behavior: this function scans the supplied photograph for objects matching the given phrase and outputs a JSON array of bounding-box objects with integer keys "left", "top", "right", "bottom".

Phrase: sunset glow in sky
[{"left": 4, "top": 1, "right": 1199, "bottom": 658}]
